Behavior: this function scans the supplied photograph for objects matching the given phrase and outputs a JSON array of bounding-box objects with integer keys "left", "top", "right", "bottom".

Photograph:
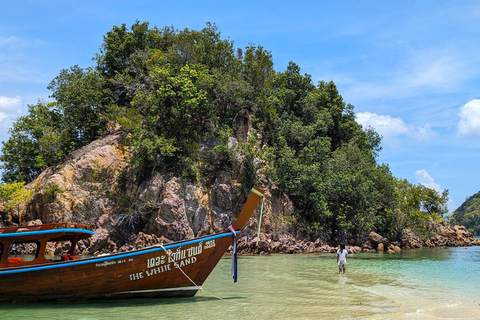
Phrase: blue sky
[{"left": 1, "top": 1, "right": 480, "bottom": 212}]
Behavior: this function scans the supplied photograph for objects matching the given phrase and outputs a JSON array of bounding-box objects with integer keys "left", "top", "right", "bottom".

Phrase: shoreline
[{"left": 233, "top": 223, "right": 480, "bottom": 256}]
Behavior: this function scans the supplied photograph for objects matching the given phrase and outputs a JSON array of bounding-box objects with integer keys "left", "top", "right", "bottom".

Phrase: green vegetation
[
  {"left": 450, "top": 191, "right": 480, "bottom": 235},
  {"left": 0, "top": 21, "right": 449, "bottom": 243},
  {"left": 0, "top": 182, "right": 33, "bottom": 212},
  {"left": 44, "top": 183, "right": 64, "bottom": 200}
]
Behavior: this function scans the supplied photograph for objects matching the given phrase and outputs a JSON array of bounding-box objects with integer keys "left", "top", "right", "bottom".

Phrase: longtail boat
[{"left": 0, "top": 186, "right": 264, "bottom": 302}]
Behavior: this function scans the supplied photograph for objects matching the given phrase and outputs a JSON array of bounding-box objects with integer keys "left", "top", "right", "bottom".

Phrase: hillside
[{"left": 451, "top": 191, "right": 480, "bottom": 235}]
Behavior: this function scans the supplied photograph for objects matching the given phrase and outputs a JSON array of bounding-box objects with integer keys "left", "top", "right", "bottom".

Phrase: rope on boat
[
  {"left": 154, "top": 187, "right": 266, "bottom": 304},
  {"left": 158, "top": 243, "right": 200, "bottom": 288},
  {"left": 158, "top": 243, "right": 247, "bottom": 305},
  {"left": 255, "top": 192, "right": 265, "bottom": 247},
  {"left": 229, "top": 187, "right": 264, "bottom": 281}
]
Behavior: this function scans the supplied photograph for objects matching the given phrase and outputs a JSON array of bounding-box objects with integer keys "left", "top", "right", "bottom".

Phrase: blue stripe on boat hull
[{"left": 0, "top": 228, "right": 95, "bottom": 238}]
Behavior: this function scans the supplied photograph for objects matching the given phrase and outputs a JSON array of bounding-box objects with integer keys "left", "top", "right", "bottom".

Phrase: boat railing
[{"left": 0, "top": 223, "right": 93, "bottom": 234}]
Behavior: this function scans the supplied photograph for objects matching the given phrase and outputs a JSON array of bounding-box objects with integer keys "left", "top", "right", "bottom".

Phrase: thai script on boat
[
  {"left": 204, "top": 239, "right": 215, "bottom": 249},
  {"left": 128, "top": 240, "right": 216, "bottom": 281},
  {"left": 168, "top": 242, "right": 203, "bottom": 263},
  {"left": 95, "top": 260, "right": 117, "bottom": 267},
  {"left": 95, "top": 258, "right": 130, "bottom": 268},
  {"left": 147, "top": 254, "right": 167, "bottom": 268},
  {"left": 146, "top": 241, "right": 206, "bottom": 269}
]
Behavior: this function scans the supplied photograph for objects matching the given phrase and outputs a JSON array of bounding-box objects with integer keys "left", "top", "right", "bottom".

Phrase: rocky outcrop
[
  {"left": 400, "top": 223, "right": 480, "bottom": 249},
  {"left": 233, "top": 233, "right": 363, "bottom": 255},
  {"left": 369, "top": 232, "right": 391, "bottom": 252},
  {"left": 21, "top": 132, "right": 127, "bottom": 225},
  {"left": 3, "top": 132, "right": 296, "bottom": 255}
]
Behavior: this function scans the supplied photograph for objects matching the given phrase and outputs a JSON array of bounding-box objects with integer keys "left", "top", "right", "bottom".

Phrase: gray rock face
[{"left": 4, "top": 132, "right": 295, "bottom": 254}]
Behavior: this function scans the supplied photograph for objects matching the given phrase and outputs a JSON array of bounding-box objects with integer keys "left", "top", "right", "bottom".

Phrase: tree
[
  {"left": 393, "top": 179, "right": 449, "bottom": 237},
  {"left": 242, "top": 45, "right": 275, "bottom": 95},
  {"left": 48, "top": 65, "right": 109, "bottom": 144},
  {"left": 0, "top": 102, "right": 74, "bottom": 183},
  {"left": 96, "top": 21, "right": 152, "bottom": 78},
  {"left": 0, "top": 182, "right": 33, "bottom": 214},
  {"left": 125, "top": 63, "right": 215, "bottom": 180}
]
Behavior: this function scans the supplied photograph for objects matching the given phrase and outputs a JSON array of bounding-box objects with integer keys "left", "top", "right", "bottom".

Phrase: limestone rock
[
  {"left": 134, "top": 232, "right": 170, "bottom": 249},
  {"left": 213, "top": 184, "right": 232, "bottom": 210},
  {"left": 89, "top": 227, "right": 117, "bottom": 254},
  {"left": 369, "top": 232, "right": 390, "bottom": 248},
  {"left": 377, "top": 243, "right": 384, "bottom": 252},
  {"left": 400, "top": 229, "right": 423, "bottom": 249}
]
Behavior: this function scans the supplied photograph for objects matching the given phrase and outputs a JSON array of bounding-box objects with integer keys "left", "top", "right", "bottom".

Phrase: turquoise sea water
[{"left": 1, "top": 245, "right": 480, "bottom": 320}]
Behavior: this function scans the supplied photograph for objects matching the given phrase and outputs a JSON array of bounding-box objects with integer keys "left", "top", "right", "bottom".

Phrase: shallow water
[{"left": 1, "top": 246, "right": 480, "bottom": 320}]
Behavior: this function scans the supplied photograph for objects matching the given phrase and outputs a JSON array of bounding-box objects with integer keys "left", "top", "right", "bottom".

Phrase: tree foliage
[
  {"left": 450, "top": 191, "right": 480, "bottom": 235},
  {"left": 47, "top": 65, "right": 109, "bottom": 143},
  {"left": 0, "top": 182, "right": 33, "bottom": 213},
  {"left": 0, "top": 102, "right": 76, "bottom": 182}
]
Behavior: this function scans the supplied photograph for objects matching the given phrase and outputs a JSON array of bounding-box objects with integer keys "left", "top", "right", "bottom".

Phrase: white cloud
[
  {"left": 0, "top": 96, "right": 23, "bottom": 137},
  {"left": 356, "top": 112, "right": 437, "bottom": 142},
  {"left": 342, "top": 48, "right": 475, "bottom": 104},
  {"left": 0, "top": 95, "right": 23, "bottom": 112},
  {"left": 0, "top": 34, "right": 50, "bottom": 85},
  {"left": 457, "top": 99, "right": 480, "bottom": 137},
  {"left": 415, "top": 169, "right": 442, "bottom": 192},
  {"left": 0, "top": 36, "right": 24, "bottom": 49},
  {"left": 405, "top": 51, "right": 470, "bottom": 91},
  {"left": 0, "top": 36, "right": 47, "bottom": 50}
]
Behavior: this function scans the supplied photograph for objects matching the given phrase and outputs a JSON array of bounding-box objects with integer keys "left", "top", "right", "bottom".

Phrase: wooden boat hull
[
  {"left": 0, "top": 233, "right": 229, "bottom": 301},
  {"left": 0, "top": 186, "right": 264, "bottom": 302}
]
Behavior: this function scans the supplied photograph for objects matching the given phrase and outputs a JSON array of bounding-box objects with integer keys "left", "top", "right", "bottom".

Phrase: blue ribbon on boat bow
[{"left": 227, "top": 225, "right": 238, "bottom": 283}]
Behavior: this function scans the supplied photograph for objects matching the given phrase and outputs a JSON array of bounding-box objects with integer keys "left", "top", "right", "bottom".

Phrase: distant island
[
  {"left": 450, "top": 191, "right": 480, "bottom": 236},
  {"left": 1, "top": 21, "right": 477, "bottom": 254}
]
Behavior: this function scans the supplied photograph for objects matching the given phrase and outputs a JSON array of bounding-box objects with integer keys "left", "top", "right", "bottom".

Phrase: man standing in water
[{"left": 337, "top": 244, "right": 348, "bottom": 274}]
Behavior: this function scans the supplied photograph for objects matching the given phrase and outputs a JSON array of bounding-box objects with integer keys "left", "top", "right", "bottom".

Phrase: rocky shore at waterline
[
  {"left": 231, "top": 222, "right": 480, "bottom": 255},
  {"left": 11, "top": 215, "right": 479, "bottom": 257},
  {"left": 51, "top": 221, "right": 480, "bottom": 257}
]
